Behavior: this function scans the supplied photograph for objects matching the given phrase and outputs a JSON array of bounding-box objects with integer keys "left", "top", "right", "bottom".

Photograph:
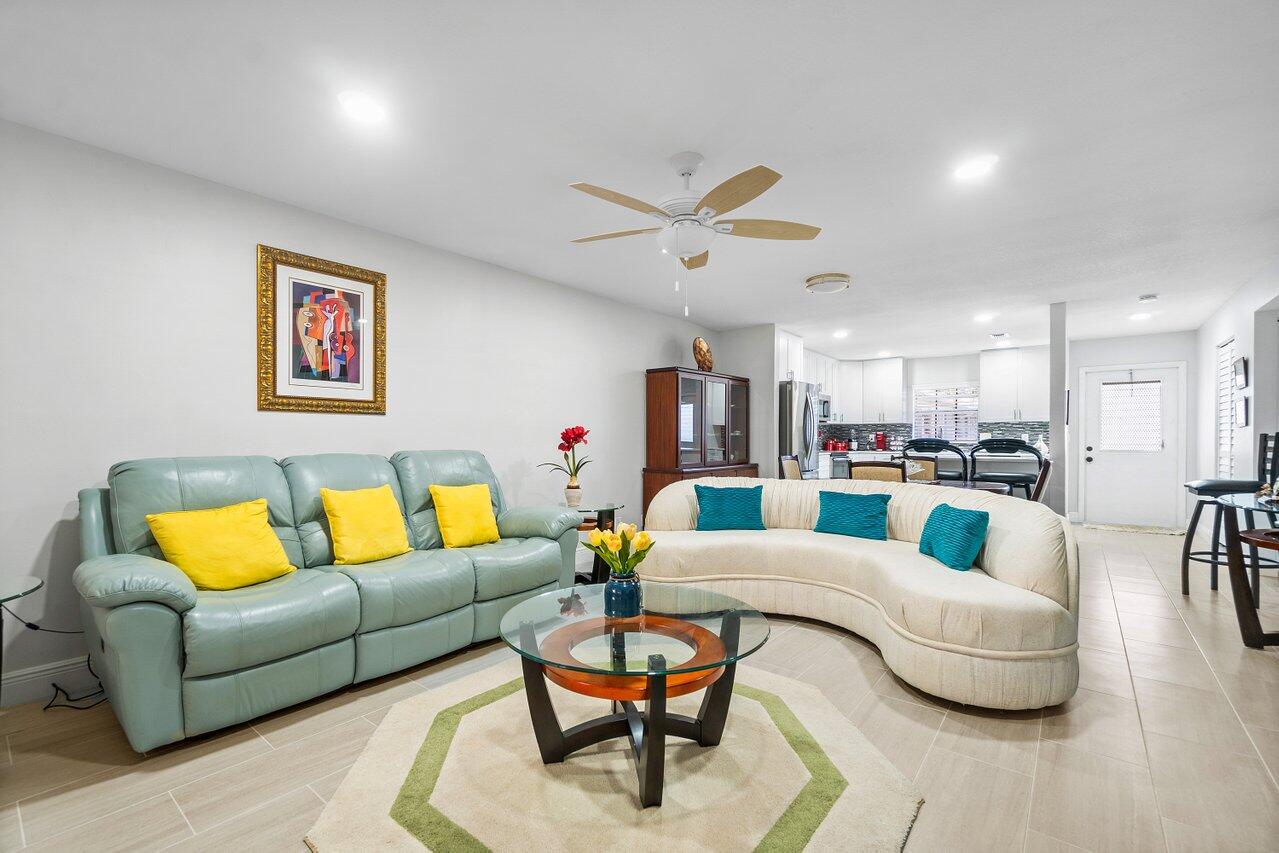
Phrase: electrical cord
[{"left": 2, "top": 602, "right": 84, "bottom": 634}]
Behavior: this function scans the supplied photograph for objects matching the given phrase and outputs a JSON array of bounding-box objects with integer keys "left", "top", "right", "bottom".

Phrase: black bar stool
[
  {"left": 1181, "top": 433, "right": 1277, "bottom": 600},
  {"left": 970, "top": 438, "right": 1045, "bottom": 499},
  {"left": 902, "top": 438, "right": 968, "bottom": 482}
]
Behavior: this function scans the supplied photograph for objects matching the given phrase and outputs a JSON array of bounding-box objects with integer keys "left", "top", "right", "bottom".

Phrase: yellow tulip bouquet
[{"left": 584, "top": 522, "right": 654, "bottom": 577}]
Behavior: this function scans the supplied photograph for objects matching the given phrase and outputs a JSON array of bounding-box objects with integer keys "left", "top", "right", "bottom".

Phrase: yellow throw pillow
[
  {"left": 146, "top": 498, "right": 295, "bottom": 590},
  {"left": 320, "top": 484, "right": 412, "bottom": 565},
  {"left": 429, "top": 483, "right": 500, "bottom": 548}
]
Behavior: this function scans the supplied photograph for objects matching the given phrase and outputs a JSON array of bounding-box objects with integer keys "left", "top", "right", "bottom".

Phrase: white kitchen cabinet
[
  {"left": 776, "top": 330, "right": 804, "bottom": 381},
  {"left": 836, "top": 361, "right": 863, "bottom": 423},
  {"left": 1016, "top": 346, "right": 1050, "bottom": 420},
  {"left": 979, "top": 345, "right": 1048, "bottom": 422},
  {"left": 861, "top": 358, "right": 905, "bottom": 423}
]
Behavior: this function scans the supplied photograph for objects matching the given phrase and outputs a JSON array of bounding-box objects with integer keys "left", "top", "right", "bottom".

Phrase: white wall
[
  {"left": 0, "top": 120, "right": 716, "bottom": 695},
  {"left": 906, "top": 354, "right": 980, "bottom": 388},
  {"left": 1194, "top": 268, "right": 1279, "bottom": 481},
  {"left": 715, "top": 324, "right": 778, "bottom": 477},
  {"left": 1066, "top": 331, "right": 1199, "bottom": 517}
]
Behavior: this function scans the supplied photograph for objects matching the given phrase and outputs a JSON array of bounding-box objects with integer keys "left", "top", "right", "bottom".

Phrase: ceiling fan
[{"left": 570, "top": 152, "right": 821, "bottom": 270}]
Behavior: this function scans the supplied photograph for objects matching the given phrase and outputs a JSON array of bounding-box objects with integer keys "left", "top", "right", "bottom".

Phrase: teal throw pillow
[
  {"left": 813, "top": 491, "right": 891, "bottom": 540},
  {"left": 919, "top": 503, "right": 989, "bottom": 570},
  {"left": 695, "top": 484, "right": 765, "bottom": 531}
]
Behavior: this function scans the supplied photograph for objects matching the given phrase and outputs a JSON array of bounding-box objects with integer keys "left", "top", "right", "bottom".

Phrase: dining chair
[
  {"left": 898, "top": 456, "right": 936, "bottom": 480},
  {"left": 778, "top": 454, "right": 804, "bottom": 480},
  {"left": 1029, "top": 458, "right": 1053, "bottom": 503},
  {"left": 902, "top": 438, "right": 968, "bottom": 481},
  {"left": 849, "top": 460, "right": 907, "bottom": 482},
  {"left": 1181, "top": 432, "right": 1277, "bottom": 600},
  {"left": 970, "top": 438, "right": 1045, "bottom": 499}
]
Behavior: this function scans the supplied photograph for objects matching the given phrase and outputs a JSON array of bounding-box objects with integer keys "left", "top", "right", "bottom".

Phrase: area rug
[{"left": 305, "top": 659, "right": 922, "bottom": 852}]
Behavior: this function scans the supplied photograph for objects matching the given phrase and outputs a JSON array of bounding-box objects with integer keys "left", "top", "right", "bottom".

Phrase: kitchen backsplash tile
[{"left": 819, "top": 421, "right": 1050, "bottom": 451}]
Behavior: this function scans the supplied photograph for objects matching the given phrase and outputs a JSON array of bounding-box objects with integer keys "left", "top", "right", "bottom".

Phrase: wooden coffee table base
[{"left": 516, "top": 613, "right": 740, "bottom": 808}]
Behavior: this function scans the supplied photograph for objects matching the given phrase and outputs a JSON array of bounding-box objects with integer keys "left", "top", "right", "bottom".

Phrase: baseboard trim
[{"left": 1, "top": 655, "right": 95, "bottom": 708}]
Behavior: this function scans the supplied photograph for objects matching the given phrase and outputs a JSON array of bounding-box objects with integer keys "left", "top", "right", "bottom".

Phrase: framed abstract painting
[{"left": 256, "top": 244, "right": 386, "bottom": 414}]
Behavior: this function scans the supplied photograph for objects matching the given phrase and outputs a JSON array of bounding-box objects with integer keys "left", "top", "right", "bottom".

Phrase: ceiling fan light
[
  {"left": 804, "top": 272, "right": 851, "bottom": 294},
  {"left": 656, "top": 221, "right": 716, "bottom": 258}
]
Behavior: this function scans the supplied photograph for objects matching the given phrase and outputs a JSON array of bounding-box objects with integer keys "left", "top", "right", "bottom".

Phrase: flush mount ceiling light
[
  {"left": 995, "top": 340, "right": 1012, "bottom": 348},
  {"left": 1130, "top": 312, "right": 1152, "bottom": 321},
  {"left": 973, "top": 312, "right": 997, "bottom": 323},
  {"left": 953, "top": 153, "right": 1000, "bottom": 183},
  {"left": 338, "top": 91, "right": 387, "bottom": 123},
  {"left": 877, "top": 350, "right": 891, "bottom": 358},
  {"left": 989, "top": 331, "right": 1008, "bottom": 339},
  {"left": 804, "top": 272, "right": 851, "bottom": 294},
  {"left": 1137, "top": 293, "right": 1159, "bottom": 303},
  {"left": 832, "top": 329, "right": 850, "bottom": 339}
]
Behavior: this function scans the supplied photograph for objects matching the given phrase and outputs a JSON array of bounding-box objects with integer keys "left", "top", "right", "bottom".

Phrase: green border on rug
[{"left": 388, "top": 678, "right": 848, "bottom": 852}]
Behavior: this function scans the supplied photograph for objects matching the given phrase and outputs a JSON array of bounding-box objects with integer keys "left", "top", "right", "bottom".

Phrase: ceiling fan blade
[
  {"left": 716, "top": 219, "right": 821, "bottom": 240},
  {"left": 695, "top": 166, "right": 782, "bottom": 216},
  {"left": 571, "top": 227, "right": 661, "bottom": 244},
  {"left": 569, "top": 183, "right": 669, "bottom": 218},
  {"left": 681, "top": 251, "right": 709, "bottom": 270}
]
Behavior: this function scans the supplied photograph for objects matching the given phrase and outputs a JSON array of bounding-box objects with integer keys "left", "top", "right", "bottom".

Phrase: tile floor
[{"left": 1, "top": 526, "right": 1277, "bottom": 851}]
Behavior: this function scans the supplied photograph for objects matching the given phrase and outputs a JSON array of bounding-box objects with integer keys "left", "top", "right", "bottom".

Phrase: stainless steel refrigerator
[{"left": 779, "top": 380, "right": 819, "bottom": 476}]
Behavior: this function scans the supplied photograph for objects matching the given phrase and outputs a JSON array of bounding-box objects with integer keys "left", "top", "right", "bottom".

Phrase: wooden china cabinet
[{"left": 643, "top": 367, "right": 758, "bottom": 517}]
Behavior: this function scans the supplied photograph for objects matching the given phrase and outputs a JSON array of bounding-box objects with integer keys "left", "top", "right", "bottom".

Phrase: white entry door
[{"left": 1081, "top": 366, "right": 1183, "bottom": 527}]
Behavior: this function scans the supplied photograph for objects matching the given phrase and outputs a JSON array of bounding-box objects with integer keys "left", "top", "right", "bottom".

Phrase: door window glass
[
  {"left": 1098, "top": 380, "right": 1162, "bottom": 452},
  {"left": 705, "top": 380, "right": 727, "bottom": 463}
]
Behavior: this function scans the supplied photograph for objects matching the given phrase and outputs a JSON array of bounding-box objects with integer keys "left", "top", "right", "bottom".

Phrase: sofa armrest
[
  {"left": 74, "top": 554, "right": 198, "bottom": 613},
  {"left": 497, "top": 506, "right": 580, "bottom": 541}
]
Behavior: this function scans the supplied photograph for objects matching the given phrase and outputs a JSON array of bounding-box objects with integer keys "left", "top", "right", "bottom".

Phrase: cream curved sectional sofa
[{"left": 643, "top": 477, "right": 1079, "bottom": 709}]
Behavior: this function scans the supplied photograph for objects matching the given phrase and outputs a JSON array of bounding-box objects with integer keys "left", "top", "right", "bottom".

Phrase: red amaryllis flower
[
  {"left": 557, "top": 441, "right": 571, "bottom": 452},
  {"left": 540, "top": 425, "right": 593, "bottom": 481},
  {"left": 559, "top": 425, "right": 589, "bottom": 447}
]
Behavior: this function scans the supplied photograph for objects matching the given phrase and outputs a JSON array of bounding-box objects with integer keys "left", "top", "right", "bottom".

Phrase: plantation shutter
[{"left": 1216, "top": 339, "right": 1237, "bottom": 478}]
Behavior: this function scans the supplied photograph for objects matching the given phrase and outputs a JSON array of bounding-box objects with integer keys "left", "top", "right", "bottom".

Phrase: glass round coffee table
[{"left": 499, "top": 582, "right": 769, "bottom": 808}]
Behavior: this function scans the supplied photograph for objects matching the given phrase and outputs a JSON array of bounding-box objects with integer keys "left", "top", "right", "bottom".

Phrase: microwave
[{"left": 815, "top": 394, "right": 832, "bottom": 422}]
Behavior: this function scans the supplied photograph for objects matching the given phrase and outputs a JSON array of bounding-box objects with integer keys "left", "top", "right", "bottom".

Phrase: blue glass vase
[{"left": 604, "top": 572, "right": 643, "bottom": 618}]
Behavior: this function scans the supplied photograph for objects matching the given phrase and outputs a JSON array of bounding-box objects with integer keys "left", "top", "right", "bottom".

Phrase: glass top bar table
[
  {"left": 1218, "top": 494, "right": 1279, "bottom": 647},
  {"left": 499, "top": 583, "right": 769, "bottom": 807}
]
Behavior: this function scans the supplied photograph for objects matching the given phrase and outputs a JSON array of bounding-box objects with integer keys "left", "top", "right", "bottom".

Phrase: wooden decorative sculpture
[{"left": 693, "top": 336, "right": 713, "bottom": 372}]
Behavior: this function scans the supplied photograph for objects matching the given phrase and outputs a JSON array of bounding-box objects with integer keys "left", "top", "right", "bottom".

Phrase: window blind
[
  {"left": 1216, "top": 338, "right": 1236, "bottom": 478},
  {"left": 912, "top": 384, "right": 979, "bottom": 443}
]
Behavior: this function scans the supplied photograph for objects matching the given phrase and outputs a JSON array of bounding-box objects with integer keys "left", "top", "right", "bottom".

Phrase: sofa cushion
[
  {"left": 182, "top": 569, "right": 360, "bottom": 677},
  {"left": 919, "top": 504, "right": 990, "bottom": 571},
  {"left": 429, "top": 483, "right": 501, "bottom": 548},
  {"left": 321, "top": 485, "right": 413, "bottom": 565},
  {"left": 281, "top": 454, "right": 410, "bottom": 567},
  {"left": 814, "top": 491, "right": 890, "bottom": 540},
  {"left": 457, "top": 537, "right": 561, "bottom": 602},
  {"left": 315, "top": 549, "right": 475, "bottom": 633},
  {"left": 695, "top": 484, "right": 766, "bottom": 531},
  {"left": 640, "top": 529, "right": 1075, "bottom": 654},
  {"left": 107, "top": 456, "right": 302, "bottom": 568},
  {"left": 146, "top": 498, "right": 296, "bottom": 590},
  {"left": 390, "top": 451, "right": 506, "bottom": 550}
]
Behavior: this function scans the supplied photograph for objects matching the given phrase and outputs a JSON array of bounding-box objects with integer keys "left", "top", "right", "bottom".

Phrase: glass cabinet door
[
  {"left": 705, "top": 379, "right": 727, "bottom": 464},
  {"left": 679, "top": 375, "right": 704, "bottom": 466},
  {"left": 729, "top": 381, "right": 749, "bottom": 463}
]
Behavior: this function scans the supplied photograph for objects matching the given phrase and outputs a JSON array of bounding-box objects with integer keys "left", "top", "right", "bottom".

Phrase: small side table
[
  {"left": 575, "top": 503, "right": 624, "bottom": 585},
  {"left": 1, "top": 576, "right": 44, "bottom": 712}
]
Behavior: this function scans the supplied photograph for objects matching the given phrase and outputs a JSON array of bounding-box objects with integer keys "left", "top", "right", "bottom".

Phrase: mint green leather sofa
[{"left": 74, "top": 450, "right": 579, "bottom": 752}]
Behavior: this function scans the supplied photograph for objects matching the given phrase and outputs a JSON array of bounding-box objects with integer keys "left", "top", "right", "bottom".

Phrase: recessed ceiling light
[
  {"left": 804, "top": 272, "right": 851, "bottom": 294},
  {"left": 338, "top": 91, "right": 386, "bottom": 123},
  {"left": 995, "top": 340, "right": 1012, "bottom": 348},
  {"left": 973, "top": 312, "right": 997, "bottom": 323},
  {"left": 832, "top": 329, "right": 850, "bottom": 339},
  {"left": 953, "top": 153, "right": 1000, "bottom": 183},
  {"left": 1130, "top": 312, "right": 1152, "bottom": 321},
  {"left": 1137, "top": 293, "right": 1158, "bottom": 303},
  {"left": 876, "top": 350, "right": 890, "bottom": 358},
  {"left": 989, "top": 331, "right": 1008, "bottom": 339}
]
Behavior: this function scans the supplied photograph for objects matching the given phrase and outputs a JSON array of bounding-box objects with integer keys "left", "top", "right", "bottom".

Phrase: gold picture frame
[{"left": 256, "top": 244, "right": 386, "bottom": 414}]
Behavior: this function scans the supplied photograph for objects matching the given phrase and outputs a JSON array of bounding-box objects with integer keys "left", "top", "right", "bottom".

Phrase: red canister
[{"left": 875, "top": 432, "right": 886, "bottom": 450}]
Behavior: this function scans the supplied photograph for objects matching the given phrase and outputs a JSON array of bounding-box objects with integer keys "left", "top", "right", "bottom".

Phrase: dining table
[{"left": 922, "top": 480, "right": 1012, "bottom": 495}]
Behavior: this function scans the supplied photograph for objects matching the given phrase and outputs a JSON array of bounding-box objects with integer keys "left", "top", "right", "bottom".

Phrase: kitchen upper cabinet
[
  {"left": 861, "top": 357, "right": 905, "bottom": 423},
  {"left": 979, "top": 346, "right": 1048, "bottom": 422},
  {"left": 1016, "top": 346, "right": 1049, "bottom": 421},
  {"left": 836, "top": 361, "right": 863, "bottom": 423},
  {"left": 776, "top": 330, "right": 804, "bottom": 381}
]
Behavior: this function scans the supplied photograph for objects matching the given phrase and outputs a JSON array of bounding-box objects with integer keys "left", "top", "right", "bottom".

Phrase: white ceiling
[{"left": 2, "top": 1, "right": 1276, "bottom": 359}]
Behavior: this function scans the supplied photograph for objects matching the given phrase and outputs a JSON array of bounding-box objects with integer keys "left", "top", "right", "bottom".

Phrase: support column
[{"left": 1047, "top": 302, "right": 1068, "bottom": 515}]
